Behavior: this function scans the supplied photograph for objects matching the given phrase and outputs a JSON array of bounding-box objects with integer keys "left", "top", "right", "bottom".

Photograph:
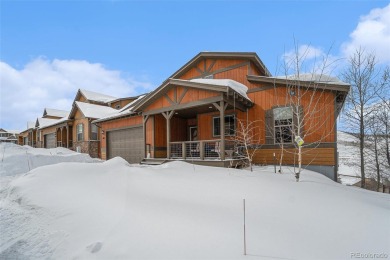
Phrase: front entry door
[{"left": 189, "top": 126, "right": 198, "bottom": 141}]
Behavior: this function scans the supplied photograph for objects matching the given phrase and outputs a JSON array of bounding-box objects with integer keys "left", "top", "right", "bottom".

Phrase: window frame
[
  {"left": 213, "top": 114, "right": 236, "bottom": 137},
  {"left": 90, "top": 123, "right": 98, "bottom": 141},
  {"left": 273, "top": 107, "right": 294, "bottom": 144},
  {"left": 77, "top": 123, "right": 84, "bottom": 141}
]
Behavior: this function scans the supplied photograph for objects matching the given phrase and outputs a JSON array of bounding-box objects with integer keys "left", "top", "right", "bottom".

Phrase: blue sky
[{"left": 1, "top": 1, "right": 390, "bottom": 130}]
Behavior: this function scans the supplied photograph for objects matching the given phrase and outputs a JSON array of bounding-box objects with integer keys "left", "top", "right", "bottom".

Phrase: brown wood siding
[
  {"left": 254, "top": 148, "right": 335, "bottom": 166},
  {"left": 109, "top": 99, "right": 134, "bottom": 109},
  {"left": 145, "top": 116, "right": 154, "bottom": 158},
  {"left": 249, "top": 61, "right": 263, "bottom": 76},
  {"left": 179, "top": 59, "right": 247, "bottom": 80},
  {"left": 213, "top": 65, "right": 248, "bottom": 85},
  {"left": 99, "top": 115, "right": 143, "bottom": 160},
  {"left": 180, "top": 88, "right": 219, "bottom": 104},
  {"left": 154, "top": 114, "right": 167, "bottom": 158},
  {"left": 171, "top": 117, "right": 187, "bottom": 142},
  {"left": 246, "top": 87, "right": 336, "bottom": 143},
  {"left": 143, "top": 88, "right": 220, "bottom": 112}
]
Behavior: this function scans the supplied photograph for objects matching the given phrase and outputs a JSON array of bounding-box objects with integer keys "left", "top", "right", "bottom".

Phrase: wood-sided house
[
  {"left": 68, "top": 89, "right": 122, "bottom": 157},
  {"left": 35, "top": 108, "right": 69, "bottom": 148},
  {"left": 94, "top": 52, "right": 349, "bottom": 180},
  {"left": 0, "top": 128, "right": 20, "bottom": 144},
  {"left": 18, "top": 122, "right": 36, "bottom": 146}
]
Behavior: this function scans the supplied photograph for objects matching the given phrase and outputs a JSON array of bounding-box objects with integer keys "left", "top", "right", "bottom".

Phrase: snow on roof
[
  {"left": 0, "top": 129, "right": 20, "bottom": 134},
  {"left": 44, "top": 108, "right": 69, "bottom": 118},
  {"left": 27, "top": 121, "right": 35, "bottom": 129},
  {"left": 36, "top": 118, "right": 61, "bottom": 128},
  {"left": 93, "top": 95, "right": 146, "bottom": 123},
  {"left": 275, "top": 73, "right": 349, "bottom": 85},
  {"left": 190, "top": 79, "right": 250, "bottom": 100},
  {"left": 38, "top": 117, "right": 69, "bottom": 130},
  {"left": 119, "top": 95, "right": 146, "bottom": 112},
  {"left": 80, "top": 89, "right": 117, "bottom": 103},
  {"left": 75, "top": 101, "right": 118, "bottom": 119}
]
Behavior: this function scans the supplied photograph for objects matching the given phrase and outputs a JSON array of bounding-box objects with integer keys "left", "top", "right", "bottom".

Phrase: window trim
[
  {"left": 212, "top": 114, "right": 236, "bottom": 137},
  {"left": 90, "top": 123, "right": 98, "bottom": 141},
  {"left": 77, "top": 123, "right": 84, "bottom": 141},
  {"left": 273, "top": 106, "right": 293, "bottom": 144}
]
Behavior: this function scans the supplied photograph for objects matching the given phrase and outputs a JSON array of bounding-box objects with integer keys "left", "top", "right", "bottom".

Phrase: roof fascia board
[{"left": 247, "top": 75, "right": 350, "bottom": 92}]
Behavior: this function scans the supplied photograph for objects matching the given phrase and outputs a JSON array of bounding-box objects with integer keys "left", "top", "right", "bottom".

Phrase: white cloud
[
  {"left": 342, "top": 4, "right": 390, "bottom": 64},
  {"left": 0, "top": 58, "right": 154, "bottom": 130},
  {"left": 281, "top": 45, "right": 340, "bottom": 76}
]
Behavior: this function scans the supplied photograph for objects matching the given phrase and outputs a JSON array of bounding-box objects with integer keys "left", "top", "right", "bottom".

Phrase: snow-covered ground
[
  {"left": 1, "top": 143, "right": 389, "bottom": 259},
  {"left": 337, "top": 131, "right": 362, "bottom": 185}
]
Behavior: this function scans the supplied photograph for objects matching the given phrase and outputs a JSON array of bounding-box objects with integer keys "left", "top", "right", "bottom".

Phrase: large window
[
  {"left": 91, "top": 123, "right": 98, "bottom": 140},
  {"left": 213, "top": 115, "right": 235, "bottom": 136},
  {"left": 273, "top": 107, "right": 293, "bottom": 144},
  {"left": 77, "top": 123, "right": 84, "bottom": 141}
]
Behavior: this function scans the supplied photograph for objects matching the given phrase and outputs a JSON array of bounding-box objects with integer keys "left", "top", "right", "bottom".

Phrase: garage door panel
[
  {"left": 107, "top": 127, "right": 143, "bottom": 164},
  {"left": 44, "top": 133, "right": 56, "bottom": 149}
]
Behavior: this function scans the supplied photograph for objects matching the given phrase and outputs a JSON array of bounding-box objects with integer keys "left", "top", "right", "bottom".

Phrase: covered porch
[{"left": 138, "top": 78, "right": 254, "bottom": 166}]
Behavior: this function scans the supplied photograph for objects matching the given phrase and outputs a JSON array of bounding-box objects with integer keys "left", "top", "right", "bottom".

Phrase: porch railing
[{"left": 170, "top": 139, "right": 237, "bottom": 160}]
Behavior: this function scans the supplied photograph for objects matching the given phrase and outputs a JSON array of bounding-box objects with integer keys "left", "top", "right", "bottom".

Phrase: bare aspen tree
[
  {"left": 269, "top": 44, "right": 343, "bottom": 181},
  {"left": 342, "top": 48, "right": 384, "bottom": 188},
  {"left": 233, "top": 118, "right": 262, "bottom": 171}
]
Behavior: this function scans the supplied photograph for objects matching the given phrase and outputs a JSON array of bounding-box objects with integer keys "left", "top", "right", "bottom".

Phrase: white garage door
[
  {"left": 44, "top": 133, "right": 56, "bottom": 148},
  {"left": 107, "top": 127, "right": 144, "bottom": 164}
]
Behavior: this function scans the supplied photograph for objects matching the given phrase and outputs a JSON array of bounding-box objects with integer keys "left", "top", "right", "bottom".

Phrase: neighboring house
[
  {"left": 18, "top": 122, "right": 35, "bottom": 146},
  {"left": 35, "top": 108, "right": 69, "bottom": 148},
  {"left": 0, "top": 128, "right": 20, "bottom": 144},
  {"left": 93, "top": 51, "right": 350, "bottom": 181},
  {"left": 68, "top": 101, "right": 118, "bottom": 157}
]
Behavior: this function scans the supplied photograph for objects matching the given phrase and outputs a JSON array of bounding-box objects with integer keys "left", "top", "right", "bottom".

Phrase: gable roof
[
  {"left": 79, "top": 89, "right": 117, "bottom": 104},
  {"left": 43, "top": 108, "right": 69, "bottom": 118},
  {"left": 35, "top": 117, "right": 60, "bottom": 128},
  {"left": 72, "top": 101, "right": 118, "bottom": 119},
  {"left": 133, "top": 78, "right": 252, "bottom": 112},
  {"left": 93, "top": 95, "right": 146, "bottom": 124},
  {"left": 168, "top": 52, "right": 271, "bottom": 79},
  {"left": 247, "top": 74, "right": 350, "bottom": 92}
]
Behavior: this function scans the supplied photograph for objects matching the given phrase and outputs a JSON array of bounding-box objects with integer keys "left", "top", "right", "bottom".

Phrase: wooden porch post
[
  {"left": 162, "top": 111, "right": 175, "bottom": 159},
  {"left": 143, "top": 115, "right": 149, "bottom": 158},
  {"left": 66, "top": 125, "right": 69, "bottom": 148},
  {"left": 213, "top": 100, "right": 227, "bottom": 160}
]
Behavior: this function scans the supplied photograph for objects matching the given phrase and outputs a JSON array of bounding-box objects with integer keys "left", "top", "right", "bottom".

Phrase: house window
[
  {"left": 77, "top": 123, "right": 84, "bottom": 141},
  {"left": 91, "top": 123, "right": 98, "bottom": 140},
  {"left": 115, "top": 105, "right": 121, "bottom": 109},
  {"left": 273, "top": 107, "right": 293, "bottom": 144},
  {"left": 213, "top": 115, "right": 235, "bottom": 136}
]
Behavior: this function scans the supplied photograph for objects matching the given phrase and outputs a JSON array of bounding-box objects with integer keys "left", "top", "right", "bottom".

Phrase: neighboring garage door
[
  {"left": 44, "top": 133, "right": 56, "bottom": 148},
  {"left": 107, "top": 127, "right": 143, "bottom": 164}
]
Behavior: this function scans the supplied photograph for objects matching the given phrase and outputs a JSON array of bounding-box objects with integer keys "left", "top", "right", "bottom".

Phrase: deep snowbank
[
  {"left": 1, "top": 156, "right": 389, "bottom": 259},
  {"left": 0, "top": 143, "right": 99, "bottom": 177}
]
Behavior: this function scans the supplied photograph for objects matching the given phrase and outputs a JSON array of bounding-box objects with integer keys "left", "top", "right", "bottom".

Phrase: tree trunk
[
  {"left": 360, "top": 110, "right": 365, "bottom": 188},
  {"left": 374, "top": 135, "right": 381, "bottom": 192},
  {"left": 386, "top": 123, "right": 390, "bottom": 167}
]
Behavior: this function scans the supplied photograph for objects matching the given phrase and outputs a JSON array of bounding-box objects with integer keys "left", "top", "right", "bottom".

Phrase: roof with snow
[
  {"left": 79, "top": 89, "right": 117, "bottom": 104},
  {"left": 275, "top": 73, "right": 349, "bottom": 85},
  {"left": 43, "top": 108, "right": 69, "bottom": 118},
  {"left": 93, "top": 95, "right": 146, "bottom": 123},
  {"left": 36, "top": 118, "right": 61, "bottom": 128},
  {"left": 133, "top": 78, "right": 252, "bottom": 112},
  {"left": 73, "top": 101, "right": 118, "bottom": 119}
]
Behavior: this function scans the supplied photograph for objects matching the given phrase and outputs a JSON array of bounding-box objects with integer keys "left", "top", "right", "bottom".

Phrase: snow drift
[{"left": 1, "top": 152, "right": 389, "bottom": 259}]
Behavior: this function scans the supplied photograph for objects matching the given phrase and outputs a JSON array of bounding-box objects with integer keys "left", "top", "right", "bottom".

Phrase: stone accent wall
[
  {"left": 73, "top": 140, "right": 100, "bottom": 158},
  {"left": 89, "top": 141, "right": 99, "bottom": 158}
]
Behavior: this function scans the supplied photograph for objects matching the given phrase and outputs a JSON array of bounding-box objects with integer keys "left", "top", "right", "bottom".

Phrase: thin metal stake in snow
[{"left": 243, "top": 198, "right": 246, "bottom": 255}]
